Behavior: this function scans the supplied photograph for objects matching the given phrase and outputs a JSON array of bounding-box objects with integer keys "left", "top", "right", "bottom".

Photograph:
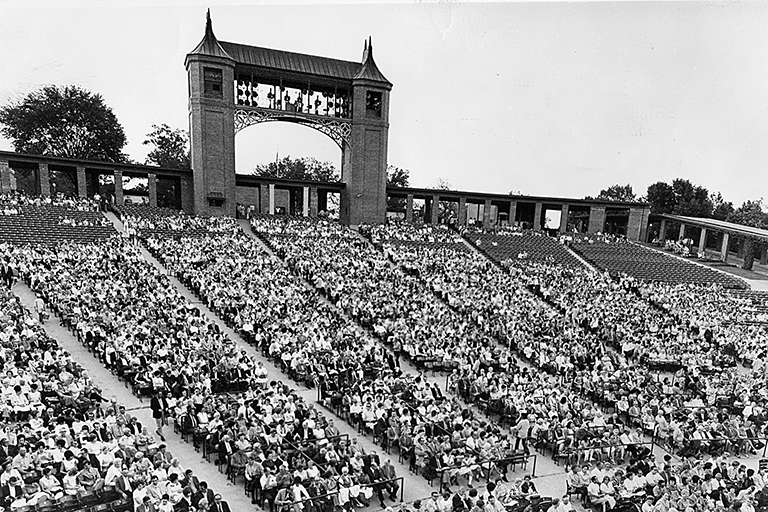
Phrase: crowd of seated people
[
  {"left": 172, "top": 378, "right": 404, "bottom": 512},
  {"left": 253, "top": 218, "right": 768, "bottom": 511},
  {"left": 359, "top": 224, "right": 768, "bottom": 468},
  {"left": 247, "top": 220, "right": 667, "bottom": 490},
  {"left": 639, "top": 282, "right": 768, "bottom": 366},
  {"left": 0, "top": 192, "right": 100, "bottom": 211},
  {"left": 141, "top": 214, "right": 768, "bottom": 511},
  {"left": 142, "top": 231, "right": 392, "bottom": 390},
  {"left": 115, "top": 205, "right": 240, "bottom": 237},
  {"left": 8, "top": 199, "right": 768, "bottom": 512},
  {"left": 565, "top": 451, "right": 768, "bottom": 512},
  {"left": 0, "top": 239, "right": 259, "bottom": 404},
  {"left": 0, "top": 284, "right": 220, "bottom": 512},
  {"left": 141, "top": 222, "right": 517, "bottom": 493},
  {"left": 250, "top": 217, "right": 495, "bottom": 371}
]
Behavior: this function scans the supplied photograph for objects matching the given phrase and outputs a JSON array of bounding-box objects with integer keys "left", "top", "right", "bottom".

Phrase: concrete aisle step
[
  {"left": 103, "top": 210, "right": 126, "bottom": 234},
  {"left": 136, "top": 242, "right": 436, "bottom": 506},
  {"left": 12, "top": 281, "right": 254, "bottom": 512}
]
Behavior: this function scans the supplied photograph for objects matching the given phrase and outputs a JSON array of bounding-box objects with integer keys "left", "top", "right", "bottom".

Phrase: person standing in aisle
[{"left": 150, "top": 390, "right": 168, "bottom": 442}]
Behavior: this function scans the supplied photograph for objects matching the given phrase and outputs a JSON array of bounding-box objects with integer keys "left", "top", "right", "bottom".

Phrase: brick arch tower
[{"left": 185, "top": 10, "right": 392, "bottom": 224}]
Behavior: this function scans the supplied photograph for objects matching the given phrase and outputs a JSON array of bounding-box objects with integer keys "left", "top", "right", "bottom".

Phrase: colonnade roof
[
  {"left": 659, "top": 214, "right": 768, "bottom": 242},
  {"left": 235, "top": 173, "right": 345, "bottom": 190},
  {"left": 0, "top": 150, "right": 192, "bottom": 177},
  {"left": 387, "top": 185, "right": 648, "bottom": 208}
]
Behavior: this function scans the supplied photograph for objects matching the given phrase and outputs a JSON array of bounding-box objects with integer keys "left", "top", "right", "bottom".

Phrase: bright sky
[{"left": 1, "top": 1, "right": 767, "bottom": 206}]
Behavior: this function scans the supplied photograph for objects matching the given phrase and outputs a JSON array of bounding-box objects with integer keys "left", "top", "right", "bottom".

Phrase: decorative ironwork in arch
[{"left": 234, "top": 109, "right": 351, "bottom": 149}]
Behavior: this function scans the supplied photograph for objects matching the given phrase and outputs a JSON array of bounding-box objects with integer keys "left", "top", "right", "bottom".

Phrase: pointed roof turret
[
  {"left": 353, "top": 37, "right": 392, "bottom": 88},
  {"left": 188, "top": 9, "right": 234, "bottom": 61}
]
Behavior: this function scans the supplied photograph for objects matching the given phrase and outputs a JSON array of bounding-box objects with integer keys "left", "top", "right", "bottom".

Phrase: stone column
[
  {"left": 659, "top": 219, "right": 667, "bottom": 241},
  {"left": 533, "top": 202, "right": 543, "bottom": 230},
  {"left": 309, "top": 187, "right": 319, "bottom": 217},
  {"left": 288, "top": 189, "right": 298, "bottom": 216},
  {"left": 431, "top": 195, "right": 440, "bottom": 224},
  {"left": 38, "top": 163, "right": 51, "bottom": 196},
  {"left": 303, "top": 186, "right": 310, "bottom": 217},
  {"left": 148, "top": 173, "right": 158, "bottom": 207},
  {"left": 77, "top": 166, "right": 87, "bottom": 198},
  {"left": 698, "top": 228, "right": 708, "bottom": 254},
  {"left": 721, "top": 232, "right": 730, "bottom": 263},
  {"left": 559, "top": 204, "right": 569, "bottom": 232},
  {"left": 678, "top": 223, "right": 687, "bottom": 240},
  {"left": 0, "top": 158, "right": 10, "bottom": 194},
  {"left": 483, "top": 199, "right": 492, "bottom": 229},
  {"left": 113, "top": 169, "right": 124, "bottom": 205},
  {"left": 405, "top": 194, "right": 414, "bottom": 223},
  {"left": 268, "top": 184, "right": 275, "bottom": 215},
  {"left": 626, "top": 207, "right": 644, "bottom": 241},
  {"left": 508, "top": 200, "right": 517, "bottom": 226},
  {"left": 588, "top": 206, "right": 606, "bottom": 233},
  {"left": 318, "top": 190, "right": 328, "bottom": 213},
  {"left": 180, "top": 176, "right": 194, "bottom": 214},
  {"left": 458, "top": 197, "right": 467, "bottom": 226}
]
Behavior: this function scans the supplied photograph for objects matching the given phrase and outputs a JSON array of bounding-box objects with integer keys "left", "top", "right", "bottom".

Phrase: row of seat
[
  {"left": 465, "top": 232, "right": 584, "bottom": 267},
  {"left": 0, "top": 210, "right": 116, "bottom": 244},
  {"left": 113, "top": 204, "right": 180, "bottom": 219},
  {"left": 571, "top": 241, "right": 747, "bottom": 289},
  {"left": 10, "top": 490, "right": 129, "bottom": 512}
]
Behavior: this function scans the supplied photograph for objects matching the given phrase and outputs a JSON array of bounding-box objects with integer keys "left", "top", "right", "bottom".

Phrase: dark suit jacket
[
  {"left": 0, "top": 483, "right": 24, "bottom": 504},
  {"left": 173, "top": 497, "right": 191, "bottom": 511},
  {"left": 192, "top": 488, "right": 214, "bottom": 508},
  {"left": 210, "top": 500, "right": 232, "bottom": 512},
  {"left": 181, "top": 475, "right": 200, "bottom": 493}
]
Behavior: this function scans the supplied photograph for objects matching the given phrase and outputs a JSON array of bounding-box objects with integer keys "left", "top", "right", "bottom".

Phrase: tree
[
  {"left": 252, "top": 156, "right": 338, "bottom": 214},
  {"left": 435, "top": 178, "right": 457, "bottom": 223},
  {"left": 0, "top": 85, "right": 127, "bottom": 162},
  {"left": 671, "top": 179, "right": 712, "bottom": 217},
  {"left": 646, "top": 182, "right": 676, "bottom": 214},
  {"left": 387, "top": 165, "right": 410, "bottom": 188},
  {"left": 123, "top": 182, "right": 148, "bottom": 196},
  {"left": 143, "top": 124, "right": 190, "bottom": 168},
  {"left": 253, "top": 156, "right": 338, "bottom": 182},
  {"left": 727, "top": 199, "right": 768, "bottom": 270},
  {"left": 386, "top": 165, "right": 410, "bottom": 213},
  {"left": 587, "top": 184, "right": 636, "bottom": 202},
  {"left": 710, "top": 192, "right": 734, "bottom": 221}
]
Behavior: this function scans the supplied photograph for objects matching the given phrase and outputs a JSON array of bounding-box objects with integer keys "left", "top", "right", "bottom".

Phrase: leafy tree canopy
[
  {"left": 646, "top": 181, "right": 676, "bottom": 214},
  {"left": 671, "top": 178, "right": 712, "bottom": 217},
  {"left": 645, "top": 179, "right": 713, "bottom": 217},
  {"left": 586, "top": 184, "right": 637, "bottom": 202},
  {"left": 728, "top": 199, "right": 768, "bottom": 229},
  {"left": 253, "top": 156, "right": 338, "bottom": 182},
  {"left": 143, "top": 124, "right": 190, "bottom": 168},
  {"left": 710, "top": 192, "right": 734, "bottom": 221},
  {"left": 0, "top": 85, "right": 127, "bottom": 162},
  {"left": 386, "top": 165, "right": 410, "bottom": 212},
  {"left": 387, "top": 165, "right": 410, "bottom": 188}
]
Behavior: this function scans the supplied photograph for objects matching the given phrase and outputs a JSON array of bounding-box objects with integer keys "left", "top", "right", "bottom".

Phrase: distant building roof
[
  {"left": 662, "top": 214, "right": 768, "bottom": 241},
  {"left": 188, "top": 9, "right": 234, "bottom": 61},
  {"left": 220, "top": 41, "right": 360, "bottom": 81}
]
